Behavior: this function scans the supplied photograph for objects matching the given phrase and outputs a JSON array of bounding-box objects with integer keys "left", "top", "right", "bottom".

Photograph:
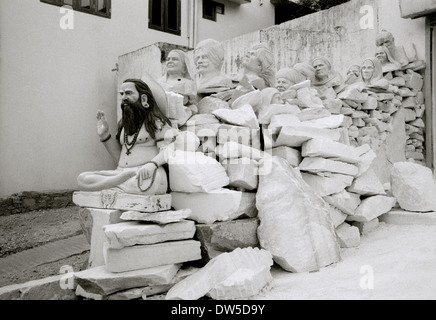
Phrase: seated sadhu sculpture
[
  {"left": 77, "top": 76, "right": 178, "bottom": 195},
  {"left": 193, "top": 38, "right": 234, "bottom": 95},
  {"left": 311, "top": 56, "right": 345, "bottom": 96}
]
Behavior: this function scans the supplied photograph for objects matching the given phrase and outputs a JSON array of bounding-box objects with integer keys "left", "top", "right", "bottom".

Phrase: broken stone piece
[
  {"left": 73, "top": 264, "right": 181, "bottom": 296},
  {"left": 120, "top": 209, "right": 191, "bottom": 225},
  {"left": 346, "top": 196, "right": 397, "bottom": 222},
  {"left": 216, "top": 141, "right": 264, "bottom": 160},
  {"left": 103, "top": 220, "right": 196, "bottom": 249},
  {"left": 78, "top": 208, "right": 123, "bottom": 268},
  {"left": 270, "top": 146, "right": 302, "bottom": 167},
  {"left": 165, "top": 247, "right": 273, "bottom": 300},
  {"left": 297, "top": 107, "right": 331, "bottom": 121},
  {"left": 73, "top": 191, "right": 172, "bottom": 213},
  {"left": 323, "top": 190, "right": 361, "bottom": 216},
  {"left": 105, "top": 240, "right": 202, "bottom": 273},
  {"left": 217, "top": 125, "right": 258, "bottom": 148},
  {"left": 301, "top": 172, "right": 354, "bottom": 197},
  {"left": 302, "top": 138, "right": 360, "bottom": 164},
  {"left": 347, "top": 168, "right": 386, "bottom": 196},
  {"left": 207, "top": 266, "right": 272, "bottom": 300},
  {"left": 299, "top": 157, "right": 358, "bottom": 177},
  {"left": 212, "top": 104, "right": 259, "bottom": 129},
  {"left": 256, "top": 157, "right": 341, "bottom": 273},
  {"left": 351, "top": 218, "right": 380, "bottom": 235},
  {"left": 168, "top": 150, "right": 229, "bottom": 193},
  {"left": 274, "top": 126, "right": 341, "bottom": 148},
  {"left": 258, "top": 103, "right": 300, "bottom": 125},
  {"left": 390, "top": 162, "right": 436, "bottom": 212},
  {"left": 222, "top": 158, "right": 259, "bottom": 191},
  {"left": 335, "top": 223, "right": 360, "bottom": 248},
  {"left": 171, "top": 189, "right": 257, "bottom": 224},
  {"left": 197, "top": 96, "right": 230, "bottom": 114},
  {"left": 195, "top": 218, "right": 260, "bottom": 262}
]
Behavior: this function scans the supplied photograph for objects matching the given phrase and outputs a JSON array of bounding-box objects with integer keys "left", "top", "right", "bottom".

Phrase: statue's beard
[{"left": 121, "top": 100, "right": 146, "bottom": 135}]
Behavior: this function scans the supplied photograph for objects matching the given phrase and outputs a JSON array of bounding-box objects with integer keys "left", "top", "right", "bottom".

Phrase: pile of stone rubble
[{"left": 67, "top": 65, "right": 435, "bottom": 299}]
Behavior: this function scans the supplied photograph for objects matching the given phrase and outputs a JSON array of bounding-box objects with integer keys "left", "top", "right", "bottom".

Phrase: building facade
[{"left": 0, "top": 0, "right": 275, "bottom": 197}]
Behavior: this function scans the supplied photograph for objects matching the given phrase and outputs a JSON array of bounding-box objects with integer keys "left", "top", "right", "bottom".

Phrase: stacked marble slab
[
  {"left": 337, "top": 68, "right": 425, "bottom": 164},
  {"left": 261, "top": 102, "right": 398, "bottom": 249},
  {"left": 176, "top": 94, "right": 263, "bottom": 263},
  {"left": 72, "top": 191, "right": 202, "bottom": 299}
]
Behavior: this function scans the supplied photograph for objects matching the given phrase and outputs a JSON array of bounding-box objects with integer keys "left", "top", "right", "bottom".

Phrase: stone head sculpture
[
  {"left": 275, "top": 67, "right": 306, "bottom": 92},
  {"left": 242, "top": 43, "right": 276, "bottom": 89},
  {"left": 344, "top": 64, "right": 361, "bottom": 85},
  {"left": 376, "top": 30, "right": 396, "bottom": 51},
  {"left": 293, "top": 63, "right": 316, "bottom": 81},
  {"left": 165, "top": 49, "right": 193, "bottom": 80},
  {"left": 375, "top": 45, "right": 402, "bottom": 73},
  {"left": 194, "top": 39, "right": 225, "bottom": 79},
  {"left": 360, "top": 57, "right": 384, "bottom": 86},
  {"left": 193, "top": 39, "right": 232, "bottom": 94},
  {"left": 312, "top": 57, "right": 334, "bottom": 84},
  {"left": 375, "top": 29, "right": 409, "bottom": 67}
]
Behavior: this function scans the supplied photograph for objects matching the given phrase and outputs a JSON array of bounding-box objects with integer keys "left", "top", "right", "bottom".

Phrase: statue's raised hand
[{"left": 96, "top": 110, "right": 110, "bottom": 139}]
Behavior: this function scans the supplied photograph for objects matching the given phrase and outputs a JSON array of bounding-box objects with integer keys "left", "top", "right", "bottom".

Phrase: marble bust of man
[
  {"left": 311, "top": 56, "right": 345, "bottom": 96},
  {"left": 193, "top": 38, "right": 233, "bottom": 95},
  {"left": 275, "top": 67, "right": 306, "bottom": 92},
  {"left": 240, "top": 42, "right": 276, "bottom": 90},
  {"left": 375, "top": 30, "right": 410, "bottom": 68}
]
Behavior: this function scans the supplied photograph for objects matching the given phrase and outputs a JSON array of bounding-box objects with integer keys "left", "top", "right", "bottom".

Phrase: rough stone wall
[
  {"left": 0, "top": 190, "right": 75, "bottom": 216},
  {"left": 221, "top": 0, "right": 377, "bottom": 77}
]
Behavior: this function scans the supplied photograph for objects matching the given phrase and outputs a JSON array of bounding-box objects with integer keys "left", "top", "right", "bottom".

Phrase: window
[
  {"left": 149, "top": 0, "right": 181, "bottom": 36},
  {"left": 203, "top": 0, "right": 225, "bottom": 22},
  {"left": 41, "top": 0, "right": 111, "bottom": 19}
]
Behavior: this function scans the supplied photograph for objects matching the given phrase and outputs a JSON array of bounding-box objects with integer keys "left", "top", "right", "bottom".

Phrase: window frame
[
  {"left": 202, "top": 0, "right": 224, "bottom": 22},
  {"left": 40, "top": 0, "right": 111, "bottom": 19},
  {"left": 149, "top": 0, "right": 181, "bottom": 36}
]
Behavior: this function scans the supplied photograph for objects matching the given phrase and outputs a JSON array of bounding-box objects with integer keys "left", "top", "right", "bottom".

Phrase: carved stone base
[{"left": 73, "top": 190, "right": 172, "bottom": 213}]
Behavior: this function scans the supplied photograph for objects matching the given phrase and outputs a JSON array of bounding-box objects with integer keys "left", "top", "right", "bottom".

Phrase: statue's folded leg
[
  {"left": 77, "top": 169, "right": 137, "bottom": 192},
  {"left": 117, "top": 167, "right": 168, "bottom": 195}
]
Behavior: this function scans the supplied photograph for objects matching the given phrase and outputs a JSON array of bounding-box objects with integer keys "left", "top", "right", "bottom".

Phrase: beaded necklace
[{"left": 124, "top": 128, "right": 141, "bottom": 155}]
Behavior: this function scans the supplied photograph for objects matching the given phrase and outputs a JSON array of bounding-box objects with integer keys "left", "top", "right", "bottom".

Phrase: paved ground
[{"left": 0, "top": 235, "right": 89, "bottom": 287}]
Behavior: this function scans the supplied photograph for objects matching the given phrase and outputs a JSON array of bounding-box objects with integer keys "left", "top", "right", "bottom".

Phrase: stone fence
[{"left": 0, "top": 190, "right": 76, "bottom": 216}]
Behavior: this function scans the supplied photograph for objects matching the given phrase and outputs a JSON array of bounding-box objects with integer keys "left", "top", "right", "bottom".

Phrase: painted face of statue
[
  {"left": 119, "top": 82, "right": 140, "bottom": 106},
  {"left": 313, "top": 59, "right": 329, "bottom": 80},
  {"left": 166, "top": 51, "right": 185, "bottom": 76},
  {"left": 361, "top": 60, "right": 375, "bottom": 82},
  {"left": 375, "top": 47, "right": 388, "bottom": 63}
]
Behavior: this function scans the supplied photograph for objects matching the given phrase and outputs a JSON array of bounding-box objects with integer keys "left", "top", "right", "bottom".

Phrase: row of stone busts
[{"left": 158, "top": 31, "right": 426, "bottom": 168}]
